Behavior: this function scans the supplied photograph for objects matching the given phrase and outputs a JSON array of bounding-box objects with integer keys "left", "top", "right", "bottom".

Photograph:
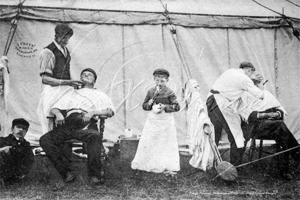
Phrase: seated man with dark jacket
[
  {"left": 39, "top": 68, "right": 115, "bottom": 188},
  {"left": 0, "top": 118, "right": 34, "bottom": 186},
  {"left": 239, "top": 74, "right": 299, "bottom": 180}
]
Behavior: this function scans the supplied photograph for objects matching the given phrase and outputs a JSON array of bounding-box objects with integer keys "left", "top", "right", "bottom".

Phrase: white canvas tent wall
[{"left": 0, "top": 0, "right": 299, "bottom": 146}]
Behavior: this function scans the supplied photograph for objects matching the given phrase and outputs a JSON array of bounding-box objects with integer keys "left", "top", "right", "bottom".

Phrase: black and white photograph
[{"left": 1, "top": 0, "right": 300, "bottom": 199}]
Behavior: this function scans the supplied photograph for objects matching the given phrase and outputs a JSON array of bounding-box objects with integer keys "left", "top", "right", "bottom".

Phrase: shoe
[
  {"left": 90, "top": 176, "right": 105, "bottom": 185},
  {"left": 64, "top": 171, "right": 76, "bottom": 183}
]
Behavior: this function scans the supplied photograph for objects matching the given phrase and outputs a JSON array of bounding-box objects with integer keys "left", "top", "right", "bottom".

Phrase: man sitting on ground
[
  {"left": 0, "top": 118, "right": 34, "bottom": 186},
  {"left": 39, "top": 68, "right": 115, "bottom": 188},
  {"left": 239, "top": 74, "right": 300, "bottom": 180}
]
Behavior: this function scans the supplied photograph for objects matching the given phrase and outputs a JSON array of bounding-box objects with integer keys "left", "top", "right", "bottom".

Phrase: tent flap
[{"left": 1, "top": 5, "right": 299, "bottom": 28}]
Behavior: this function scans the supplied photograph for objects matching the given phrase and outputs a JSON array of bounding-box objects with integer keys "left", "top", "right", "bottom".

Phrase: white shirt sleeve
[
  {"left": 243, "top": 76, "right": 264, "bottom": 99},
  {"left": 99, "top": 93, "right": 116, "bottom": 113},
  {"left": 39, "top": 48, "right": 55, "bottom": 77}
]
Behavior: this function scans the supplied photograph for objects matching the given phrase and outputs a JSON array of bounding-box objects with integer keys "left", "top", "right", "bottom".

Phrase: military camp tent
[{"left": 0, "top": 0, "right": 300, "bottom": 146}]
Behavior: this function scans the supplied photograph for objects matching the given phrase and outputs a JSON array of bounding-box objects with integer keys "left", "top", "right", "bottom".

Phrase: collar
[
  {"left": 8, "top": 134, "right": 19, "bottom": 141},
  {"left": 53, "top": 40, "right": 67, "bottom": 57}
]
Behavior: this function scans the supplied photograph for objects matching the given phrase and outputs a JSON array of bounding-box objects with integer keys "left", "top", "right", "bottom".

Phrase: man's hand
[
  {"left": 160, "top": 104, "right": 166, "bottom": 110},
  {"left": 68, "top": 80, "right": 83, "bottom": 88},
  {"left": 148, "top": 99, "right": 154, "bottom": 106},
  {"left": 83, "top": 112, "right": 93, "bottom": 123},
  {"left": 267, "top": 112, "right": 280, "bottom": 119},
  {"left": 0, "top": 146, "right": 12, "bottom": 153},
  {"left": 55, "top": 112, "right": 65, "bottom": 126}
]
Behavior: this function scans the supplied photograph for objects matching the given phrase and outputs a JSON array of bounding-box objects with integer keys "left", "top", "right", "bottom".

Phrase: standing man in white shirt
[
  {"left": 206, "top": 62, "right": 264, "bottom": 165},
  {"left": 37, "top": 24, "right": 83, "bottom": 135}
]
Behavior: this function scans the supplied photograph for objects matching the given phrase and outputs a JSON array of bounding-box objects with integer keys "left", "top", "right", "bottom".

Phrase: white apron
[
  {"left": 212, "top": 93, "right": 244, "bottom": 148},
  {"left": 131, "top": 111, "right": 180, "bottom": 173}
]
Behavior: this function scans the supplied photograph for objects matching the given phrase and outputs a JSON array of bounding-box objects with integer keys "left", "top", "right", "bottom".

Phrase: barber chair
[
  {"left": 242, "top": 121, "right": 280, "bottom": 162},
  {"left": 248, "top": 135, "right": 280, "bottom": 162}
]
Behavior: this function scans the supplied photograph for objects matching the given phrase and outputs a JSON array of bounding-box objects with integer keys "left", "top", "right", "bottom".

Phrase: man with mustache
[
  {"left": 0, "top": 118, "right": 34, "bottom": 186},
  {"left": 40, "top": 68, "right": 115, "bottom": 188}
]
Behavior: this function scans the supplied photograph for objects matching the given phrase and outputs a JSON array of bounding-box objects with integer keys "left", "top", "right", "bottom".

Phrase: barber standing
[
  {"left": 206, "top": 62, "right": 264, "bottom": 165},
  {"left": 37, "top": 24, "right": 82, "bottom": 135}
]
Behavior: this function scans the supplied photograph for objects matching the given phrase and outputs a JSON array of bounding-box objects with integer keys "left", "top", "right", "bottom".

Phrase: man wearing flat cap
[
  {"left": 38, "top": 24, "right": 83, "bottom": 135},
  {"left": 40, "top": 68, "right": 115, "bottom": 188},
  {"left": 0, "top": 118, "right": 34, "bottom": 186},
  {"left": 206, "top": 61, "right": 264, "bottom": 166}
]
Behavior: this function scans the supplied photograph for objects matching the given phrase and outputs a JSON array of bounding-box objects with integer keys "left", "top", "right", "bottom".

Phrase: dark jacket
[
  {"left": 0, "top": 134, "right": 34, "bottom": 182},
  {"left": 142, "top": 86, "right": 180, "bottom": 113}
]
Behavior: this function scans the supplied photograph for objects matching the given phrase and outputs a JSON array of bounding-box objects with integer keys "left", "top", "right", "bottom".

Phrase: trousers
[
  {"left": 40, "top": 125, "right": 104, "bottom": 179},
  {"left": 245, "top": 116, "right": 300, "bottom": 173},
  {"left": 206, "top": 95, "right": 245, "bottom": 166}
]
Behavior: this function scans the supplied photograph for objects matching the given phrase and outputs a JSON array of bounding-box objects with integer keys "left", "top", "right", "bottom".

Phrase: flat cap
[
  {"left": 12, "top": 118, "right": 30, "bottom": 129},
  {"left": 153, "top": 68, "right": 170, "bottom": 78},
  {"left": 239, "top": 61, "right": 255, "bottom": 71},
  {"left": 81, "top": 68, "right": 97, "bottom": 81},
  {"left": 55, "top": 24, "right": 73, "bottom": 37}
]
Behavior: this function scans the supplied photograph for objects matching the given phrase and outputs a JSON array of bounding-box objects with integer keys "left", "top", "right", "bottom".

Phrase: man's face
[
  {"left": 55, "top": 35, "right": 71, "bottom": 48},
  {"left": 81, "top": 71, "right": 96, "bottom": 85},
  {"left": 244, "top": 68, "right": 255, "bottom": 77},
  {"left": 154, "top": 75, "right": 168, "bottom": 88},
  {"left": 12, "top": 125, "right": 28, "bottom": 139}
]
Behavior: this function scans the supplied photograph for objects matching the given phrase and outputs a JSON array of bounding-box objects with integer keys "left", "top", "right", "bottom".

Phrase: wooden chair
[
  {"left": 242, "top": 121, "right": 280, "bottom": 162},
  {"left": 248, "top": 136, "right": 280, "bottom": 162}
]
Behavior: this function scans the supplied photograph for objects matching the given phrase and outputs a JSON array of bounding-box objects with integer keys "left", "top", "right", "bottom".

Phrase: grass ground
[{"left": 1, "top": 147, "right": 300, "bottom": 200}]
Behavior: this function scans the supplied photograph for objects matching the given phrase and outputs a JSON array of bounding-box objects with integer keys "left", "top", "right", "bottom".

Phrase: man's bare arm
[{"left": 42, "top": 74, "right": 82, "bottom": 87}]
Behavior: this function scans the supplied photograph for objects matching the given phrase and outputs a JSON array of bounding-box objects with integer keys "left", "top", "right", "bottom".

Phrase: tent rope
[
  {"left": 159, "top": 0, "right": 192, "bottom": 79},
  {"left": 284, "top": 0, "right": 300, "bottom": 8},
  {"left": 211, "top": 145, "right": 300, "bottom": 181},
  {"left": 184, "top": 144, "right": 300, "bottom": 179},
  {"left": 2, "top": 0, "right": 26, "bottom": 73},
  {"left": 252, "top": 0, "right": 300, "bottom": 41}
]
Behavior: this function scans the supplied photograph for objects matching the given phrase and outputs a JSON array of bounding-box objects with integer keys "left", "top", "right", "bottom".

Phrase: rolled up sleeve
[{"left": 39, "top": 49, "right": 55, "bottom": 77}]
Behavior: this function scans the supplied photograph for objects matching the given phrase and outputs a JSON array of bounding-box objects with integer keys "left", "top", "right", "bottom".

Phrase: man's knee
[
  {"left": 86, "top": 132, "right": 102, "bottom": 143},
  {"left": 39, "top": 132, "right": 52, "bottom": 147}
]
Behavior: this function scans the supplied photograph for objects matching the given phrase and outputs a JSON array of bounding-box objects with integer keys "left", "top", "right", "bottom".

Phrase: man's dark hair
[{"left": 55, "top": 24, "right": 73, "bottom": 38}]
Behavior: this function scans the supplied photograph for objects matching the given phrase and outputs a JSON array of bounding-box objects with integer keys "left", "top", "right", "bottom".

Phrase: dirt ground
[{"left": 1, "top": 147, "right": 300, "bottom": 200}]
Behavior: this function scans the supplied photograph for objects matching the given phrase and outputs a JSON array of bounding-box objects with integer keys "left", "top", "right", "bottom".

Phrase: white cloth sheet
[
  {"left": 239, "top": 89, "right": 287, "bottom": 121},
  {"left": 184, "top": 79, "right": 214, "bottom": 171}
]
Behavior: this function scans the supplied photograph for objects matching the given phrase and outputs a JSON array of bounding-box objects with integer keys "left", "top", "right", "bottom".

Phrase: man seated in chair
[
  {"left": 239, "top": 74, "right": 299, "bottom": 180},
  {"left": 40, "top": 68, "right": 115, "bottom": 187}
]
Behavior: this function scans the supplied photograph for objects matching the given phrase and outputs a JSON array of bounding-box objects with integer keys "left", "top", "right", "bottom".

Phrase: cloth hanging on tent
[
  {"left": 0, "top": 56, "right": 9, "bottom": 104},
  {"left": 0, "top": 56, "right": 10, "bottom": 135},
  {"left": 183, "top": 79, "right": 214, "bottom": 171}
]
